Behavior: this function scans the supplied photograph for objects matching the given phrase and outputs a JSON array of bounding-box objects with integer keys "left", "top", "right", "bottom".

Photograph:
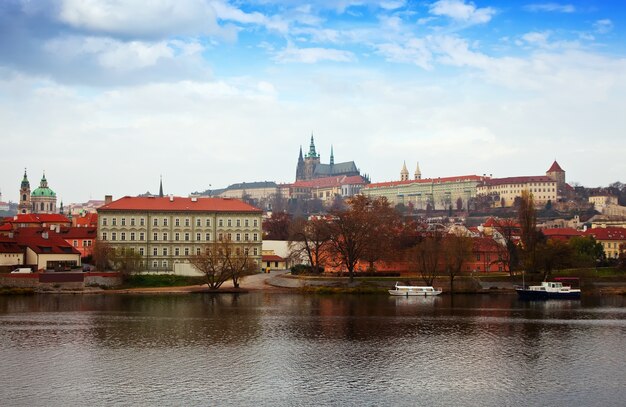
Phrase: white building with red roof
[
  {"left": 97, "top": 195, "right": 263, "bottom": 273},
  {"left": 585, "top": 227, "right": 626, "bottom": 260},
  {"left": 11, "top": 228, "right": 81, "bottom": 271},
  {"left": 477, "top": 175, "right": 557, "bottom": 208}
]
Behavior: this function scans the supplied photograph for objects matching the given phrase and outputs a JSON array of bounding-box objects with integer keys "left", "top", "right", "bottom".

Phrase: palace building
[
  {"left": 362, "top": 162, "right": 483, "bottom": 210},
  {"left": 97, "top": 195, "right": 263, "bottom": 274}
]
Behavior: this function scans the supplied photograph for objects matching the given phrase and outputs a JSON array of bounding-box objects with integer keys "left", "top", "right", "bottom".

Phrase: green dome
[{"left": 32, "top": 187, "right": 56, "bottom": 197}]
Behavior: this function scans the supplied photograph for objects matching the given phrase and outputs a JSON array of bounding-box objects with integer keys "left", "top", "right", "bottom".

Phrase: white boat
[{"left": 388, "top": 283, "right": 442, "bottom": 296}]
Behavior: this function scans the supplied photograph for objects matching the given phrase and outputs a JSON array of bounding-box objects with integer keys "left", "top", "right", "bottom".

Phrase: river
[{"left": 1, "top": 293, "right": 625, "bottom": 406}]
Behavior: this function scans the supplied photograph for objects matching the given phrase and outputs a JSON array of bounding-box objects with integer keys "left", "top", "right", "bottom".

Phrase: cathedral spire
[
  {"left": 306, "top": 133, "right": 319, "bottom": 158},
  {"left": 330, "top": 145, "right": 334, "bottom": 165},
  {"left": 414, "top": 162, "right": 421, "bottom": 180},
  {"left": 159, "top": 175, "right": 164, "bottom": 198},
  {"left": 298, "top": 146, "right": 304, "bottom": 162}
]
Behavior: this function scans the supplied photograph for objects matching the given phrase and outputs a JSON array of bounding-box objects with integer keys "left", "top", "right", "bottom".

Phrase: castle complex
[{"left": 295, "top": 135, "right": 361, "bottom": 181}]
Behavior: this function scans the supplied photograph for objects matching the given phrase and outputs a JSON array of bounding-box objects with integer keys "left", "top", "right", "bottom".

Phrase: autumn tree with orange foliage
[{"left": 327, "top": 195, "right": 397, "bottom": 281}]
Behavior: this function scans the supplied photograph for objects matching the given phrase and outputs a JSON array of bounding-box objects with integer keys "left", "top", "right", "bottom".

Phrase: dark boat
[{"left": 515, "top": 281, "right": 581, "bottom": 300}]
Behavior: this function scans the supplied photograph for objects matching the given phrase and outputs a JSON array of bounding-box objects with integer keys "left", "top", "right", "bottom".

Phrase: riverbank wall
[{"left": 0, "top": 272, "right": 122, "bottom": 292}]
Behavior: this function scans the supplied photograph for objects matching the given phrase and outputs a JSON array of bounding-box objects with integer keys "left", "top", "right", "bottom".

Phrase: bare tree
[
  {"left": 110, "top": 247, "right": 143, "bottom": 280},
  {"left": 518, "top": 190, "right": 539, "bottom": 273},
  {"left": 288, "top": 217, "right": 331, "bottom": 273},
  {"left": 406, "top": 233, "right": 443, "bottom": 286},
  {"left": 228, "top": 244, "right": 259, "bottom": 288},
  {"left": 442, "top": 234, "right": 473, "bottom": 293},
  {"left": 189, "top": 240, "right": 234, "bottom": 289},
  {"left": 92, "top": 239, "right": 114, "bottom": 271}
]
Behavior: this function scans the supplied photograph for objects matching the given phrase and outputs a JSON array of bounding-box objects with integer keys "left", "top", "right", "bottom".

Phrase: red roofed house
[
  {"left": 72, "top": 212, "right": 98, "bottom": 228},
  {"left": 261, "top": 253, "right": 286, "bottom": 271},
  {"left": 1, "top": 213, "right": 71, "bottom": 230},
  {"left": 97, "top": 195, "right": 263, "bottom": 274},
  {"left": 57, "top": 226, "right": 97, "bottom": 259},
  {"left": 12, "top": 228, "right": 81, "bottom": 271},
  {"left": 0, "top": 236, "right": 25, "bottom": 270},
  {"left": 541, "top": 228, "right": 584, "bottom": 242},
  {"left": 585, "top": 227, "right": 626, "bottom": 260},
  {"left": 362, "top": 162, "right": 484, "bottom": 210}
]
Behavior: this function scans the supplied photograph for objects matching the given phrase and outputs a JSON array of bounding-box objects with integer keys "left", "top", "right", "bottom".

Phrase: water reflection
[{"left": 0, "top": 293, "right": 625, "bottom": 406}]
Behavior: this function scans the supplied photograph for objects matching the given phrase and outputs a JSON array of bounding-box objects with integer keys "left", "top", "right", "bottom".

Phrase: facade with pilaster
[{"left": 97, "top": 196, "right": 263, "bottom": 273}]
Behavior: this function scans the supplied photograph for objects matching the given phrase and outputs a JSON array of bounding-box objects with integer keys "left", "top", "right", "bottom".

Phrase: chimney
[
  {"left": 105, "top": 195, "right": 113, "bottom": 205},
  {"left": 169, "top": 195, "right": 174, "bottom": 202}
]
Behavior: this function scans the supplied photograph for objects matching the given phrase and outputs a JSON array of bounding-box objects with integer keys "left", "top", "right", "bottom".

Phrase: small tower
[
  {"left": 18, "top": 168, "right": 31, "bottom": 214},
  {"left": 414, "top": 162, "right": 422, "bottom": 180},
  {"left": 546, "top": 160, "right": 566, "bottom": 193},
  {"left": 400, "top": 161, "right": 409, "bottom": 181},
  {"left": 330, "top": 145, "right": 335, "bottom": 166},
  {"left": 159, "top": 175, "right": 164, "bottom": 198}
]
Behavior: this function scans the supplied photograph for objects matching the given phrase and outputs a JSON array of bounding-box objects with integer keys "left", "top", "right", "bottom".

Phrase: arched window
[{"left": 22, "top": 194, "right": 26, "bottom": 201}]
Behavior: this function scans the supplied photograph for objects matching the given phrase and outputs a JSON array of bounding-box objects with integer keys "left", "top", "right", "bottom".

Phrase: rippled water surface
[{"left": 1, "top": 293, "right": 625, "bottom": 406}]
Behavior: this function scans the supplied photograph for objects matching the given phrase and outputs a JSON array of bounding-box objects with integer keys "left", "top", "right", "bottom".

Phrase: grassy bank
[
  {"left": 0, "top": 287, "right": 36, "bottom": 295},
  {"left": 120, "top": 275, "right": 206, "bottom": 289}
]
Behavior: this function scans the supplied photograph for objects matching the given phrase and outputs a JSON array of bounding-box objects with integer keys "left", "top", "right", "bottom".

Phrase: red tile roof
[
  {"left": 0, "top": 236, "right": 22, "bottom": 254},
  {"left": 2, "top": 213, "right": 71, "bottom": 224},
  {"left": 12, "top": 228, "right": 81, "bottom": 255},
  {"left": 74, "top": 213, "right": 98, "bottom": 227},
  {"left": 291, "top": 175, "right": 367, "bottom": 189},
  {"left": 365, "top": 175, "right": 484, "bottom": 189},
  {"left": 547, "top": 160, "right": 564, "bottom": 172},
  {"left": 0, "top": 224, "right": 12, "bottom": 231},
  {"left": 585, "top": 227, "right": 626, "bottom": 241},
  {"left": 262, "top": 254, "right": 285, "bottom": 262},
  {"left": 479, "top": 176, "right": 554, "bottom": 187},
  {"left": 58, "top": 226, "right": 98, "bottom": 239},
  {"left": 98, "top": 196, "right": 262, "bottom": 213}
]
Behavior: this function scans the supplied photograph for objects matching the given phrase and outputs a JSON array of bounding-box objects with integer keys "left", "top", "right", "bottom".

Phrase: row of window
[
  {"left": 126, "top": 246, "right": 259, "bottom": 257},
  {"left": 72, "top": 240, "right": 93, "bottom": 247},
  {"left": 102, "top": 217, "right": 259, "bottom": 228},
  {"left": 101, "top": 232, "right": 259, "bottom": 242}
]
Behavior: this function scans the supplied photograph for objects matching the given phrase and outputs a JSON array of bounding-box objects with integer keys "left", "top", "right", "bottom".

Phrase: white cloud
[
  {"left": 524, "top": 3, "right": 576, "bottom": 13},
  {"left": 429, "top": 0, "right": 495, "bottom": 25},
  {"left": 43, "top": 36, "right": 204, "bottom": 71},
  {"left": 594, "top": 19, "right": 613, "bottom": 34},
  {"left": 58, "top": 0, "right": 224, "bottom": 38},
  {"left": 274, "top": 46, "right": 355, "bottom": 63},
  {"left": 376, "top": 39, "right": 433, "bottom": 69},
  {"left": 379, "top": 1, "right": 406, "bottom": 10}
]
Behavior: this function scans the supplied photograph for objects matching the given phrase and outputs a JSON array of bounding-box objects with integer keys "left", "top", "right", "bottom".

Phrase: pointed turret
[
  {"left": 414, "top": 162, "right": 421, "bottom": 180},
  {"left": 159, "top": 175, "right": 164, "bottom": 198},
  {"left": 306, "top": 134, "right": 319, "bottom": 158},
  {"left": 21, "top": 168, "right": 30, "bottom": 189},
  {"left": 296, "top": 146, "right": 305, "bottom": 181},
  {"left": 400, "top": 161, "right": 409, "bottom": 181},
  {"left": 330, "top": 145, "right": 334, "bottom": 166}
]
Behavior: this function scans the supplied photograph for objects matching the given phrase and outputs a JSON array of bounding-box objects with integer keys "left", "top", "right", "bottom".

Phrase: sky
[{"left": 1, "top": 0, "right": 625, "bottom": 203}]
